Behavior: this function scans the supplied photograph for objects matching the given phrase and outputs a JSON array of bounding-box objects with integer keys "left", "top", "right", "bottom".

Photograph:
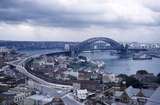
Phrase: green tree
[
  {"left": 136, "top": 70, "right": 148, "bottom": 75},
  {"left": 156, "top": 73, "right": 160, "bottom": 84},
  {"left": 118, "top": 74, "right": 143, "bottom": 88},
  {"left": 0, "top": 96, "right": 4, "bottom": 103}
]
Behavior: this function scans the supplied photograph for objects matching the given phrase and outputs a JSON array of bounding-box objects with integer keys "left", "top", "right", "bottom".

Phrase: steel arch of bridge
[{"left": 72, "top": 37, "right": 124, "bottom": 55}]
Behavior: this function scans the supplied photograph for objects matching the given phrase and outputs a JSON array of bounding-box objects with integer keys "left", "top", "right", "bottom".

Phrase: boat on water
[
  {"left": 150, "top": 54, "right": 160, "bottom": 58},
  {"left": 82, "top": 51, "right": 94, "bottom": 53},
  {"left": 133, "top": 54, "right": 152, "bottom": 60}
]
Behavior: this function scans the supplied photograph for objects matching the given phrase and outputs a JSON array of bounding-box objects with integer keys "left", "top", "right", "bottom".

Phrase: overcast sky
[{"left": 0, "top": 0, "right": 160, "bottom": 42}]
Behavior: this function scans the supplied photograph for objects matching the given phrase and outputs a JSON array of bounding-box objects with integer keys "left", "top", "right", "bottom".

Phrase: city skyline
[{"left": 0, "top": 0, "right": 160, "bottom": 42}]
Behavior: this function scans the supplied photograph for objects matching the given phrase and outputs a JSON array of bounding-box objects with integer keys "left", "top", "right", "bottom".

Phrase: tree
[
  {"left": 156, "top": 73, "right": 160, "bottom": 84},
  {"left": 129, "top": 76, "right": 143, "bottom": 88},
  {"left": 118, "top": 74, "right": 143, "bottom": 88},
  {"left": 0, "top": 96, "right": 4, "bottom": 103},
  {"left": 136, "top": 70, "right": 148, "bottom": 75},
  {"left": 0, "top": 86, "right": 9, "bottom": 93}
]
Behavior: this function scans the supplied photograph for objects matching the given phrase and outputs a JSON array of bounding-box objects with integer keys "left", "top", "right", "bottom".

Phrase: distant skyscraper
[{"left": 64, "top": 44, "right": 70, "bottom": 51}]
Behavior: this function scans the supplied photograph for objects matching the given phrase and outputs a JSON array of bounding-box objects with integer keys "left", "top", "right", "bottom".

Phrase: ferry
[
  {"left": 82, "top": 51, "right": 93, "bottom": 53},
  {"left": 133, "top": 54, "right": 152, "bottom": 60}
]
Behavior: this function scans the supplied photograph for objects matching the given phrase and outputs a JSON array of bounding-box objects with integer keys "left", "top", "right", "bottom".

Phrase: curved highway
[{"left": 7, "top": 53, "right": 73, "bottom": 90}]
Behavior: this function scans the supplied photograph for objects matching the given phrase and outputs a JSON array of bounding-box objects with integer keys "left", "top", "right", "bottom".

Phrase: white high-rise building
[{"left": 64, "top": 44, "right": 70, "bottom": 51}]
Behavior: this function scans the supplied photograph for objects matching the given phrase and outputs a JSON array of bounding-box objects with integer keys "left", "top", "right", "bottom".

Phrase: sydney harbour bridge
[{"left": 68, "top": 37, "right": 147, "bottom": 57}]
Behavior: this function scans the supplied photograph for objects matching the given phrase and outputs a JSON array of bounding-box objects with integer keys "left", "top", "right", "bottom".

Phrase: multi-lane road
[{"left": 6, "top": 54, "right": 73, "bottom": 90}]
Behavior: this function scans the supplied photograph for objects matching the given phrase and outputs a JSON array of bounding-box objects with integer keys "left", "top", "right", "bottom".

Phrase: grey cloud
[{"left": 0, "top": 0, "right": 160, "bottom": 28}]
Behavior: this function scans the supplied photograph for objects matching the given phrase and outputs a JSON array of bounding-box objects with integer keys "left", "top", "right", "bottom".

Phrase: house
[
  {"left": 64, "top": 70, "right": 79, "bottom": 80},
  {"left": 45, "top": 97, "right": 65, "bottom": 105},
  {"left": 1, "top": 84, "right": 33, "bottom": 105},
  {"left": 73, "top": 80, "right": 102, "bottom": 91},
  {"left": 102, "top": 73, "right": 119, "bottom": 83},
  {"left": 0, "top": 91, "right": 16, "bottom": 105},
  {"left": 75, "top": 89, "right": 88, "bottom": 101},
  {"left": 25, "top": 95, "right": 64, "bottom": 105},
  {"left": 73, "top": 83, "right": 81, "bottom": 90},
  {"left": 11, "top": 85, "right": 33, "bottom": 105},
  {"left": 78, "top": 71, "right": 91, "bottom": 80},
  {"left": 90, "top": 72, "right": 102, "bottom": 81},
  {"left": 114, "top": 91, "right": 130, "bottom": 103},
  {"left": 24, "top": 94, "right": 81, "bottom": 105},
  {"left": 119, "top": 91, "right": 131, "bottom": 103},
  {"left": 24, "top": 95, "right": 53, "bottom": 105},
  {"left": 114, "top": 91, "right": 124, "bottom": 101}
]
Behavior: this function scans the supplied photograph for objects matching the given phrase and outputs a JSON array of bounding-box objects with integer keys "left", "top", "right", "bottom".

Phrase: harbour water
[
  {"left": 20, "top": 49, "right": 160, "bottom": 75},
  {"left": 80, "top": 51, "right": 160, "bottom": 75}
]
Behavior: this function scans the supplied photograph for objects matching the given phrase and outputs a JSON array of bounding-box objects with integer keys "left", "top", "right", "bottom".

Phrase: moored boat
[{"left": 133, "top": 54, "right": 152, "bottom": 60}]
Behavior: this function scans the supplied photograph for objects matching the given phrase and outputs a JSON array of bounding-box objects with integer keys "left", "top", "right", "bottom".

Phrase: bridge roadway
[{"left": 7, "top": 52, "right": 73, "bottom": 90}]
